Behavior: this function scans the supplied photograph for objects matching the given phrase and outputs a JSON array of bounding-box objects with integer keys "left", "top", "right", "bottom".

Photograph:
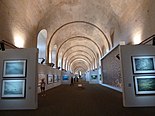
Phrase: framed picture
[
  {"left": 47, "top": 74, "right": 53, "bottom": 84},
  {"left": 1, "top": 79, "right": 26, "bottom": 98},
  {"left": 54, "top": 75, "right": 58, "bottom": 83},
  {"left": 91, "top": 75, "right": 97, "bottom": 80},
  {"left": 132, "top": 56, "right": 155, "bottom": 74},
  {"left": 134, "top": 76, "right": 155, "bottom": 95},
  {"left": 63, "top": 75, "right": 69, "bottom": 80},
  {"left": 3, "top": 59, "right": 27, "bottom": 77},
  {"left": 57, "top": 75, "right": 60, "bottom": 81}
]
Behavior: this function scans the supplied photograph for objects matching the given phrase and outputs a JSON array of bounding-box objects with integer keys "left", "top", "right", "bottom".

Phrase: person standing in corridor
[
  {"left": 40, "top": 79, "right": 46, "bottom": 96},
  {"left": 70, "top": 77, "right": 74, "bottom": 86}
]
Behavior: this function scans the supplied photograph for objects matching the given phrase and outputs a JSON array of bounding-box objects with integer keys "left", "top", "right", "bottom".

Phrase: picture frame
[
  {"left": 63, "top": 75, "right": 69, "bottom": 80},
  {"left": 47, "top": 74, "right": 53, "bottom": 84},
  {"left": 134, "top": 76, "right": 155, "bottom": 95},
  {"left": 3, "top": 59, "right": 27, "bottom": 77},
  {"left": 54, "top": 75, "right": 58, "bottom": 83},
  {"left": 131, "top": 56, "right": 155, "bottom": 74},
  {"left": 57, "top": 75, "right": 60, "bottom": 81},
  {"left": 1, "top": 79, "right": 26, "bottom": 98},
  {"left": 91, "top": 75, "right": 97, "bottom": 80}
]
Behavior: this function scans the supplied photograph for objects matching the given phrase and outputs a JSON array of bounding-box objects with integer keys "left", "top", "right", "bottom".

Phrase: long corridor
[{"left": 0, "top": 83, "right": 155, "bottom": 116}]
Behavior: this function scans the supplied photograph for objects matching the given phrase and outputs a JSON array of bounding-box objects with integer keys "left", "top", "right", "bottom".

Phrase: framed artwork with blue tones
[
  {"left": 134, "top": 76, "right": 155, "bottom": 95},
  {"left": 3, "top": 59, "right": 27, "bottom": 77},
  {"left": 1, "top": 79, "right": 26, "bottom": 98},
  {"left": 132, "top": 56, "right": 155, "bottom": 74}
]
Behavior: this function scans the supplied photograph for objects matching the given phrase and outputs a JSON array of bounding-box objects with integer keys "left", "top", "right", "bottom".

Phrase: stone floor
[{"left": 0, "top": 83, "right": 155, "bottom": 116}]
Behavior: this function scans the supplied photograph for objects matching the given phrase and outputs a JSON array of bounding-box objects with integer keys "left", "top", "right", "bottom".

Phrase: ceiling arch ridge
[
  {"left": 61, "top": 45, "right": 97, "bottom": 65},
  {"left": 72, "top": 64, "right": 88, "bottom": 71},
  {"left": 71, "top": 64, "right": 88, "bottom": 71},
  {"left": 46, "top": 20, "right": 111, "bottom": 63},
  {"left": 47, "top": 21, "right": 110, "bottom": 49},
  {"left": 56, "top": 35, "right": 102, "bottom": 57},
  {"left": 65, "top": 50, "right": 94, "bottom": 60},
  {"left": 73, "top": 66, "right": 87, "bottom": 74},
  {"left": 68, "top": 57, "right": 91, "bottom": 69},
  {"left": 63, "top": 50, "right": 95, "bottom": 69},
  {"left": 70, "top": 60, "right": 89, "bottom": 71},
  {"left": 62, "top": 47, "right": 96, "bottom": 61},
  {"left": 67, "top": 54, "right": 92, "bottom": 65},
  {"left": 66, "top": 50, "right": 94, "bottom": 60},
  {"left": 71, "top": 65, "right": 88, "bottom": 73},
  {"left": 69, "top": 59, "right": 90, "bottom": 68}
]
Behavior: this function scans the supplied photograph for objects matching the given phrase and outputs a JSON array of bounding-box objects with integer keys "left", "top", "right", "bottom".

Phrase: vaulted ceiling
[{"left": 0, "top": 0, "right": 155, "bottom": 74}]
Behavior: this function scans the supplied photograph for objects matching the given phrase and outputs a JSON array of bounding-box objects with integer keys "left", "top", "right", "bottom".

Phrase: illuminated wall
[
  {"left": 120, "top": 45, "right": 155, "bottom": 107},
  {"left": 0, "top": 48, "right": 38, "bottom": 110}
]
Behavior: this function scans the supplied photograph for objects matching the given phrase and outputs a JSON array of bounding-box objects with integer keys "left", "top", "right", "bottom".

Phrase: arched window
[
  {"left": 58, "top": 52, "right": 62, "bottom": 69},
  {"left": 51, "top": 45, "right": 57, "bottom": 68},
  {"left": 37, "top": 29, "right": 47, "bottom": 64}
]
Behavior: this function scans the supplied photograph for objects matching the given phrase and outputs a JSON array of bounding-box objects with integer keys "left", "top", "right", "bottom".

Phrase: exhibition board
[
  {"left": 89, "top": 69, "right": 99, "bottom": 84},
  {"left": 0, "top": 48, "right": 38, "bottom": 110},
  {"left": 120, "top": 45, "right": 155, "bottom": 107},
  {"left": 61, "top": 71, "right": 74, "bottom": 84},
  {"left": 37, "top": 64, "right": 61, "bottom": 93},
  {"left": 101, "top": 45, "right": 122, "bottom": 88},
  {"left": 85, "top": 69, "right": 100, "bottom": 84}
]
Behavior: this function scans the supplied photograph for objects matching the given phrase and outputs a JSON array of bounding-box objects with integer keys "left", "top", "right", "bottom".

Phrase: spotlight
[
  {"left": 41, "top": 58, "right": 45, "bottom": 64},
  {"left": 38, "top": 58, "right": 45, "bottom": 64},
  {"left": 51, "top": 63, "right": 55, "bottom": 67},
  {"left": 152, "top": 37, "right": 155, "bottom": 45},
  {"left": 0, "top": 42, "right": 5, "bottom": 51},
  {"left": 58, "top": 67, "right": 61, "bottom": 70}
]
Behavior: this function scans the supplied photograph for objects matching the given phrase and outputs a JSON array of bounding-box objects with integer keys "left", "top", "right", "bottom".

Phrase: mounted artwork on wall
[
  {"left": 131, "top": 56, "right": 155, "bottom": 74},
  {"left": 134, "top": 76, "right": 155, "bottom": 95},
  {"left": 1, "top": 79, "right": 26, "bottom": 98},
  {"left": 54, "top": 75, "right": 58, "bottom": 83},
  {"left": 91, "top": 75, "right": 98, "bottom": 80},
  {"left": 63, "top": 75, "right": 69, "bottom": 80},
  {"left": 3, "top": 59, "right": 27, "bottom": 77},
  {"left": 47, "top": 74, "right": 53, "bottom": 84}
]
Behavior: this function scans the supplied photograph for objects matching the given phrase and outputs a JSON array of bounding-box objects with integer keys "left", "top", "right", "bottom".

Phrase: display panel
[
  {"left": 132, "top": 56, "right": 155, "bottom": 74},
  {"left": 63, "top": 75, "right": 69, "bottom": 80},
  {"left": 47, "top": 74, "right": 53, "bottom": 84},
  {"left": 54, "top": 75, "right": 58, "bottom": 83},
  {"left": 134, "top": 76, "right": 155, "bottom": 95},
  {"left": 91, "top": 75, "right": 98, "bottom": 79},
  {"left": 1, "top": 79, "right": 26, "bottom": 98},
  {"left": 57, "top": 75, "right": 60, "bottom": 81},
  {"left": 3, "top": 59, "right": 27, "bottom": 77}
]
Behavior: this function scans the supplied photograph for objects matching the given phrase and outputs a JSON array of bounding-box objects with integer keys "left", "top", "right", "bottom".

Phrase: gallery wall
[
  {"left": 101, "top": 45, "right": 122, "bottom": 89},
  {"left": 37, "top": 64, "right": 61, "bottom": 93},
  {"left": 85, "top": 71, "right": 90, "bottom": 82},
  {"left": 61, "top": 71, "right": 74, "bottom": 84},
  {"left": 0, "top": 48, "right": 38, "bottom": 110},
  {"left": 120, "top": 45, "right": 155, "bottom": 107},
  {"left": 84, "top": 69, "right": 100, "bottom": 84},
  {"left": 89, "top": 69, "right": 99, "bottom": 84}
]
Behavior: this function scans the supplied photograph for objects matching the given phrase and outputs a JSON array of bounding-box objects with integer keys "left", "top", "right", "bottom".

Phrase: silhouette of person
[
  {"left": 70, "top": 77, "right": 74, "bottom": 86},
  {"left": 40, "top": 79, "right": 46, "bottom": 96}
]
